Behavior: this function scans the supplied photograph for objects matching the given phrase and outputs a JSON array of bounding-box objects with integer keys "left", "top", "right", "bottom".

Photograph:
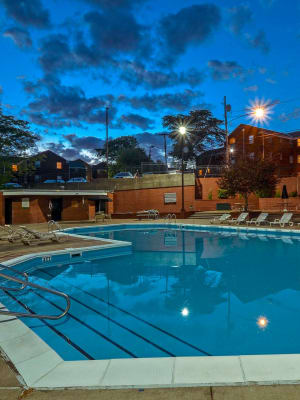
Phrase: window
[
  {"left": 229, "top": 137, "right": 235, "bottom": 144},
  {"left": 35, "top": 160, "right": 40, "bottom": 168},
  {"left": 298, "top": 155, "right": 300, "bottom": 164},
  {"left": 249, "top": 152, "right": 255, "bottom": 159},
  {"left": 249, "top": 135, "right": 254, "bottom": 144},
  {"left": 297, "top": 139, "right": 300, "bottom": 147},
  {"left": 164, "top": 193, "right": 176, "bottom": 204},
  {"left": 290, "top": 155, "right": 294, "bottom": 164},
  {"left": 198, "top": 169, "right": 203, "bottom": 176},
  {"left": 56, "top": 162, "right": 62, "bottom": 169},
  {"left": 207, "top": 168, "right": 211, "bottom": 174},
  {"left": 11, "top": 164, "right": 18, "bottom": 172},
  {"left": 34, "top": 174, "right": 40, "bottom": 182}
]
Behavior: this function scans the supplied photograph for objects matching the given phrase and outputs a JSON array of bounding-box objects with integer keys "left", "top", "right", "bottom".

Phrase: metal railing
[
  {"left": 164, "top": 213, "right": 177, "bottom": 223},
  {"left": 0, "top": 265, "right": 70, "bottom": 320}
]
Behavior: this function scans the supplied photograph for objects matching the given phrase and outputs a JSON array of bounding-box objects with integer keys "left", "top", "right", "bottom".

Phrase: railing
[
  {"left": 164, "top": 213, "right": 177, "bottom": 223},
  {"left": 48, "top": 220, "right": 62, "bottom": 232},
  {"left": 0, "top": 265, "right": 70, "bottom": 320}
]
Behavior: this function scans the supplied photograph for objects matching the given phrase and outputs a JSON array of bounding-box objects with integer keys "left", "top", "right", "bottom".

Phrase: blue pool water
[{"left": 1, "top": 225, "right": 300, "bottom": 360}]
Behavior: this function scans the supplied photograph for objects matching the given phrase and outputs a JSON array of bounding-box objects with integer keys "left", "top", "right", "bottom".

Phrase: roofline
[{"left": 2, "top": 190, "right": 109, "bottom": 196}]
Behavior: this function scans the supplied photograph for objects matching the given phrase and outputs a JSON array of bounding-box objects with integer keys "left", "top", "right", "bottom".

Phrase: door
[
  {"left": 5, "top": 199, "right": 12, "bottom": 225},
  {"left": 51, "top": 198, "right": 62, "bottom": 221}
]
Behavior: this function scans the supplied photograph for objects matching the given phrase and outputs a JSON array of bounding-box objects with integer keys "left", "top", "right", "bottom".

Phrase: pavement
[{"left": 1, "top": 218, "right": 300, "bottom": 398}]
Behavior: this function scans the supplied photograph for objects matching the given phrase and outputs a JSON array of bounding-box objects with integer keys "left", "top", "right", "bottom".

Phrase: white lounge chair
[
  {"left": 227, "top": 212, "right": 249, "bottom": 225},
  {"left": 269, "top": 213, "right": 293, "bottom": 228},
  {"left": 20, "top": 226, "right": 63, "bottom": 245},
  {"left": 0, "top": 225, "right": 24, "bottom": 242},
  {"left": 246, "top": 213, "right": 269, "bottom": 226},
  {"left": 210, "top": 214, "right": 231, "bottom": 224}
]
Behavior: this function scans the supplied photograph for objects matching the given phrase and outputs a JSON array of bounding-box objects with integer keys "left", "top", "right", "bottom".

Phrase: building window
[
  {"left": 11, "top": 164, "right": 18, "bottom": 172},
  {"left": 229, "top": 137, "right": 235, "bottom": 144},
  {"left": 290, "top": 155, "right": 294, "bottom": 164},
  {"left": 249, "top": 152, "right": 255, "bottom": 159},
  {"left": 34, "top": 175, "right": 40, "bottom": 182},
  {"left": 297, "top": 139, "right": 300, "bottom": 147},
  {"left": 35, "top": 160, "right": 41, "bottom": 168},
  {"left": 298, "top": 155, "right": 300, "bottom": 164},
  {"left": 207, "top": 168, "right": 211, "bottom": 174},
  {"left": 249, "top": 135, "right": 254, "bottom": 144},
  {"left": 199, "top": 169, "right": 203, "bottom": 176},
  {"left": 56, "top": 162, "right": 62, "bottom": 169}
]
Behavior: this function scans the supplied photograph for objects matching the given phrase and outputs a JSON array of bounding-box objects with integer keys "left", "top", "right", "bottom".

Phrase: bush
[
  {"left": 217, "top": 189, "right": 229, "bottom": 199},
  {"left": 256, "top": 188, "right": 273, "bottom": 198},
  {"left": 290, "top": 191, "right": 298, "bottom": 197},
  {"left": 274, "top": 190, "right": 281, "bottom": 198},
  {"left": 208, "top": 190, "right": 213, "bottom": 200}
]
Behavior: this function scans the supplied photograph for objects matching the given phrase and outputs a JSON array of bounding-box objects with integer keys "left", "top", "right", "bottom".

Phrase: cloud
[
  {"left": 258, "top": 67, "right": 267, "bottom": 74},
  {"left": 0, "top": 0, "right": 50, "bottom": 28},
  {"left": 246, "top": 30, "right": 270, "bottom": 53},
  {"left": 118, "top": 61, "right": 204, "bottom": 89},
  {"left": 23, "top": 76, "right": 116, "bottom": 129},
  {"left": 119, "top": 113, "right": 154, "bottom": 130},
  {"left": 207, "top": 60, "right": 246, "bottom": 80},
  {"left": 244, "top": 85, "right": 258, "bottom": 92},
  {"left": 77, "top": 0, "right": 146, "bottom": 10},
  {"left": 158, "top": 4, "right": 221, "bottom": 63},
  {"left": 3, "top": 27, "right": 32, "bottom": 48},
  {"left": 118, "top": 90, "right": 202, "bottom": 112},
  {"left": 63, "top": 134, "right": 102, "bottom": 150},
  {"left": 266, "top": 78, "right": 277, "bottom": 84},
  {"left": 228, "top": 5, "right": 252, "bottom": 35},
  {"left": 279, "top": 108, "right": 300, "bottom": 122},
  {"left": 45, "top": 140, "right": 100, "bottom": 163}
]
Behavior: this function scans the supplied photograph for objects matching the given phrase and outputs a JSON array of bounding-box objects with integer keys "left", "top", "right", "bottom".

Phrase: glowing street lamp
[
  {"left": 181, "top": 307, "right": 189, "bottom": 317},
  {"left": 257, "top": 315, "right": 269, "bottom": 329},
  {"left": 179, "top": 126, "right": 187, "bottom": 135}
]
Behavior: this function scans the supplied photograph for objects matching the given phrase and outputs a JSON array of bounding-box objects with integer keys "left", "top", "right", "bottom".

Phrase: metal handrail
[
  {"left": 0, "top": 273, "right": 71, "bottom": 320},
  {"left": 0, "top": 265, "right": 29, "bottom": 292}
]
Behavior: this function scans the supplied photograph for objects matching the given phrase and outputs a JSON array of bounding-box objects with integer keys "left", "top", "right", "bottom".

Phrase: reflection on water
[{"left": 2, "top": 228, "right": 300, "bottom": 358}]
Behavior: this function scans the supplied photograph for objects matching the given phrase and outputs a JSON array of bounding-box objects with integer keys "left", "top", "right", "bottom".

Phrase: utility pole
[
  {"left": 105, "top": 106, "right": 109, "bottom": 178},
  {"left": 159, "top": 133, "right": 168, "bottom": 168},
  {"left": 224, "top": 96, "right": 231, "bottom": 165}
]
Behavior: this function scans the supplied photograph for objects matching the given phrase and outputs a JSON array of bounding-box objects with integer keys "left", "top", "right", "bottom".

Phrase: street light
[{"left": 179, "top": 126, "right": 187, "bottom": 216}]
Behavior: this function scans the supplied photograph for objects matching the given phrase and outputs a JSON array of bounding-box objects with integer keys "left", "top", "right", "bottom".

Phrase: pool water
[{"left": 1, "top": 226, "right": 300, "bottom": 360}]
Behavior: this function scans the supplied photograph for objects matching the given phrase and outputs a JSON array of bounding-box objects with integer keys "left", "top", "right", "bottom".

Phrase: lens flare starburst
[
  {"left": 246, "top": 98, "right": 274, "bottom": 125},
  {"left": 257, "top": 315, "right": 269, "bottom": 330}
]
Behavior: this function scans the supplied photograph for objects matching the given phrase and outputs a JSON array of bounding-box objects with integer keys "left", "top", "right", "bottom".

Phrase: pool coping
[{"left": 1, "top": 222, "right": 300, "bottom": 389}]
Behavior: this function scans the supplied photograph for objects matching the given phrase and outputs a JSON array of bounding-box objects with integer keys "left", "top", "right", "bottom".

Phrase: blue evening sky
[{"left": 0, "top": 0, "right": 299, "bottom": 161}]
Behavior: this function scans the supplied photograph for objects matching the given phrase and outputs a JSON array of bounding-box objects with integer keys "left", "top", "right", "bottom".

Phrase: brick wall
[
  {"left": 12, "top": 197, "right": 49, "bottom": 224},
  {"left": 61, "top": 197, "right": 95, "bottom": 221}
]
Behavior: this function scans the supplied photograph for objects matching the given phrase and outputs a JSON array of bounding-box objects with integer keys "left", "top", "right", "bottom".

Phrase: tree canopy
[
  {"left": 217, "top": 159, "right": 278, "bottom": 210},
  {"left": 0, "top": 109, "right": 39, "bottom": 156},
  {"left": 96, "top": 136, "right": 139, "bottom": 163},
  {"left": 162, "top": 109, "right": 225, "bottom": 162}
]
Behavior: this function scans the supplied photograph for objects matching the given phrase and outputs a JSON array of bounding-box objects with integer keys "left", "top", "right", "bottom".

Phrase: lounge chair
[
  {"left": 227, "top": 212, "right": 249, "bottom": 225},
  {"left": 246, "top": 213, "right": 269, "bottom": 226},
  {"left": 137, "top": 210, "right": 159, "bottom": 220},
  {"left": 269, "top": 213, "right": 293, "bottom": 228},
  {"left": 210, "top": 214, "right": 231, "bottom": 224},
  {"left": 0, "top": 225, "right": 24, "bottom": 242},
  {"left": 20, "top": 226, "right": 63, "bottom": 245}
]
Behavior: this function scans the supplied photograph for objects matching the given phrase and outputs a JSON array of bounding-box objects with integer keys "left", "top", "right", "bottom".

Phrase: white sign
[
  {"left": 22, "top": 198, "right": 30, "bottom": 208},
  {"left": 164, "top": 193, "right": 176, "bottom": 204}
]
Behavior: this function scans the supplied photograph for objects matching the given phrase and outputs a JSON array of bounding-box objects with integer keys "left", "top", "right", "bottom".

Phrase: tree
[
  {"left": 96, "top": 136, "right": 139, "bottom": 163},
  {"left": 0, "top": 109, "right": 39, "bottom": 156},
  {"left": 217, "top": 159, "right": 278, "bottom": 210},
  {"left": 162, "top": 109, "right": 225, "bottom": 162}
]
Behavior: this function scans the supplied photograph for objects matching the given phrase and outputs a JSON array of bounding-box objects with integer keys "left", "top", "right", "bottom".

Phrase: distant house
[
  {"left": 92, "top": 162, "right": 107, "bottom": 179},
  {"left": 68, "top": 159, "right": 92, "bottom": 181}
]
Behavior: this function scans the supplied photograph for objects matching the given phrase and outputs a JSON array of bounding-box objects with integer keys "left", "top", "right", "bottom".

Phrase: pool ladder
[
  {"left": 0, "top": 265, "right": 70, "bottom": 320},
  {"left": 164, "top": 213, "right": 177, "bottom": 224}
]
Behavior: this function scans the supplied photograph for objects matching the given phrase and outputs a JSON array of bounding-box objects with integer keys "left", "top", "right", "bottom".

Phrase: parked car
[
  {"left": 67, "top": 177, "right": 88, "bottom": 183},
  {"left": 113, "top": 172, "right": 134, "bottom": 179},
  {"left": 2, "top": 182, "right": 23, "bottom": 188},
  {"left": 43, "top": 179, "right": 65, "bottom": 183}
]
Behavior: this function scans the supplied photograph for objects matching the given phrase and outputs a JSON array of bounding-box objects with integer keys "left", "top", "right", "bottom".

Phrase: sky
[{"left": 0, "top": 0, "right": 300, "bottom": 163}]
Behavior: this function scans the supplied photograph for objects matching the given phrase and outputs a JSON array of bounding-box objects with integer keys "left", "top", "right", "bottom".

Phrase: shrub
[
  {"left": 208, "top": 190, "right": 213, "bottom": 200},
  {"left": 274, "top": 190, "right": 281, "bottom": 198},
  {"left": 217, "top": 189, "right": 229, "bottom": 199},
  {"left": 290, "top": 191, "right": 298, "bottom": 197},
  {"left": 256, "top": 188, "right": 273, "bottom": 198}
]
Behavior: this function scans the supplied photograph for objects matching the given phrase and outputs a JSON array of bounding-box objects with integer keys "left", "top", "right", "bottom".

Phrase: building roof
[{"left": 230, "top": 124, "right": 296, "bottom": 140}]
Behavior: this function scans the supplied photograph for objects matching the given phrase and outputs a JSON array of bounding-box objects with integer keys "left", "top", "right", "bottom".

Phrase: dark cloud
[
  {"left": 279, "top": 108, "right": 300, "bottom": 122},
  {"left": 228, "top": 5, "right": 252, "bottom": 35},
  {"left": 63, "top": 134, "right": 102, "bottom": 150},
  {"left": 45, "top": 140, "right": 100, "bottom": 163},
  {"left": 84, "top": 10, "right": 151, "bottom": 60},
  {"left": 246, "top": 30, "right": 270, "bottom": 53},
  {"left": 207, "top": 60, "right": 246, "bottom": 80},
  {"left": 119, "top": 113, "right": 154, "bottom": 130},
  {"left": 158, "top": 4, "right": 221, "bottom": 63},
  {"left": 0, "top": 0, "right": 50, "bottom": 28},
  {"left": 118, "top": 90, "right": 202, "bottom": 112},
  {"left": 23, "top": 76, "right": 115, "bottom": 129},
  {"left": 119, "top": 61, "right": 204, "bottom": 89},
  {"left": 3, "top": 27, "right": 32, "bottom": 48},
  {"left": 78, "top": 0, "right": 146, "bottom": 10}
]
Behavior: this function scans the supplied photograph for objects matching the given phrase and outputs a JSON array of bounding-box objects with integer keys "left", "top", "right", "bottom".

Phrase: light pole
[
  {"left": 105, "top": 106, "right": 109, "bottom": 178},
  {"left": 179, "top": 126, "right": 186, "bottom": 216},
  {"left": 159, "top": 132, "right": 169, "bottom": 168}
]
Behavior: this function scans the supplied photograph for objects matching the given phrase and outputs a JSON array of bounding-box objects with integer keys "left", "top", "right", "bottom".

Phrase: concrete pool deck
[{"left": 2, "top": 219, "right": 300, "bottom": 398}]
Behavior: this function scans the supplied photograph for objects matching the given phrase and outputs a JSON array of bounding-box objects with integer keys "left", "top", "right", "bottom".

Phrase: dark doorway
[
  {"left": 95, "top": 199, "right": 106, "bottom": 213},
  {"left": 5, "top": 199, "right": 12, "bottom": 225},
  {"left": 51, "top": 198, "right": 62, "bottom": 221}
]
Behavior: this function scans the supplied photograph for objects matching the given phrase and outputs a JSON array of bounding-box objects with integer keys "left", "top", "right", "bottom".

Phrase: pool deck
[{"left": 2, "top": 218, "right": 300, "bottom": 399}]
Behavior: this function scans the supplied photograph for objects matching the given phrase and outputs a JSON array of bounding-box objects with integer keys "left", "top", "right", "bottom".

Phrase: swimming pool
[{"left": 1, "top": 224, "right": 300, "bottom": 362}]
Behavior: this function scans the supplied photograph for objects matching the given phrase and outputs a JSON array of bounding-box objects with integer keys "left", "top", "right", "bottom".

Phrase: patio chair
[
  {"left": 246, "top": 213, "right": 269, "bottom": 226},
  {"left": 269, "top": 213, "right": 293, "bottom": 228},
  {"left": 19, "top": 226, "right": 64, "bottom": 245},
  {"left": 227, "top": 212, "right": 249, "bottom": 225},
  {"left": 148, "top": 209, "right": 160, "bottom": 219},
  {"left": 210, "top": 214, "right": 231, "bottom": 224},
  {"left": 0, "top": 225, "right": 24, "bottom": 242}
]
